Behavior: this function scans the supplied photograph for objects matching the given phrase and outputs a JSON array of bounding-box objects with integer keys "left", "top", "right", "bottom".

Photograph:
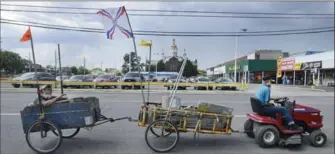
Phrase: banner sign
[
  {"left": 302, "top": 61, "right": 322, "bottom": 70},
  {"left": 276, "top": 56, "right": 282, "bottom": 78},
  {"left": 280, "top": 58, "right": 295, "bottom": 71}
]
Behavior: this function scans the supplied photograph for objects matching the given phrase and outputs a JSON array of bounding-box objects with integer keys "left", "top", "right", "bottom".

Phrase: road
[{"left": 1, "top": 87, "right": 334, "bottom": 154}]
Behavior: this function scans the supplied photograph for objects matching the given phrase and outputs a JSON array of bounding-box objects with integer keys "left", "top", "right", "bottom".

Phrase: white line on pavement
[
  {"left": 0, "top": 113, "right": 247, "bottom": 117},
  {"left": 1, "top": 113, "right": 20, "bottom": 116}
]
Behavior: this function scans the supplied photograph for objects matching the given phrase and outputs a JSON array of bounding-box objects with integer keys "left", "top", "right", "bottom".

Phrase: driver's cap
[{"left": 262, "top": 76, "right": 275, "bottom": 83}]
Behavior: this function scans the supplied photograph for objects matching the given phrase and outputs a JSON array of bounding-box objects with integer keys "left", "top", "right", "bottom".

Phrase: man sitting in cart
[
  {"left": 28, "top": 84, "right": 67, "bottom": 107},
  {"left": 256, "top": 76, "right": 300, "bottom": 130}
]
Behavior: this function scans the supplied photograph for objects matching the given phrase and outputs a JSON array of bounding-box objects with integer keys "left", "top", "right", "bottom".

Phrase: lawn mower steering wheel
[{"left": 274, "top": 97, "right": 288, "bottom": 106}]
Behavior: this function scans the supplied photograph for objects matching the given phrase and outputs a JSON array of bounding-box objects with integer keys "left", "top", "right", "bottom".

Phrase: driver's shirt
[{"left": 256, "top": 84, "right": 270, "bottom": 105}]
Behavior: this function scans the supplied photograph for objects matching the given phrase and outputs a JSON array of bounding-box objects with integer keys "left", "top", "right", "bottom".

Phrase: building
[
  {"left": 159, "top": 39, "right": 197, "bottom": 72},
  {"left": 208, "top": 49, "right": 284, "bottom": 83},
  {"left": 279, "top": 50, "right": 334, "bottom": 86}
]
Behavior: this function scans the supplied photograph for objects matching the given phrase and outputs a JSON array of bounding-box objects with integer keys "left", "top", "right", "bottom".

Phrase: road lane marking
[
  {"left": 1, "top": 113, "right": 20, "bottom": 116},
  {"left": 0, "top": 113, "right": 247, "bottom": 117}
]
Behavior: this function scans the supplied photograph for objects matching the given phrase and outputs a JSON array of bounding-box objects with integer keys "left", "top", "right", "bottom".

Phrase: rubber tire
[
  {"left": 52, "top": 128, "right": 80, "bottom": 139},
  {"left": 26, "top": 120, "right": 63, "bottom": 154},
  {"left": 13, "top": 84, "right": 20, "bottom": 88},
  {"left": 255, "top": 125, "right": 280, "bottom": 148},
  {"left": 309, "top": 130, "right": 327, "bottom": 147},
  {"left": 244, "top": 119, "right": 255, "bottom": 138},
  {"left": 145, "top": 120, "right": 179, "bottom": 153}
]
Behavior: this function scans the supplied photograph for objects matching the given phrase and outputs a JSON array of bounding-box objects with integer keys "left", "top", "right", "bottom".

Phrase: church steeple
[{"left": 171, "top": 38, "right": 178, "bottom": 57}]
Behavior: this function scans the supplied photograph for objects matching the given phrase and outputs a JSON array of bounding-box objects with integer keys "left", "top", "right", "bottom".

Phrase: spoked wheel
[
  {"left": 150, "top": 127, "right": 172, "bottom": 137},
  {"left": 145, "top": 120, "right": 179, "bottom": 153},
  {"left": 52, "top": 128, "right": 80, "bottom": 139},
  {"left": 25, "top": 120, "right": 63, "bottom": 154}
]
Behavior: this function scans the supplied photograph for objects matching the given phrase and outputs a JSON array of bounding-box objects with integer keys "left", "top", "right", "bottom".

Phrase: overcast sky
[{"left": 1, "top": 1, "right": 334, "bottom": 70}]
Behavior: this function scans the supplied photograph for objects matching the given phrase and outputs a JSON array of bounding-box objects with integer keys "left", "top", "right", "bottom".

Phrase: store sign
[
  {"left": 301, "top": 61, "right": 322, "bottom": 70},
  {"left": 228, "top": 65, "right": 241, "bottom": 71},
  {"left": 280, "top": 58, "right": 295, "bottom": 71},
  {"left": 293, "top": 63, "right": 303, "bottom": 71},
  {"left": 277, "top": 56, "right": 282, "bottom": 77}
]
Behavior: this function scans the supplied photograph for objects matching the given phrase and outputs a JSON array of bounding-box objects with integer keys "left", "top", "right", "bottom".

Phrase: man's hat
[
  {"left": 40, "top": 84, "right": 52, "bottom": 90},
  {"left": 262, "top": 76, "right": 275, "bottom": 83}
]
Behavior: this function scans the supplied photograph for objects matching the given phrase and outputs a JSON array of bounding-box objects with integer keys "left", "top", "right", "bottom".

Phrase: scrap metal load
[{"left": 138, "top": 96, "right": 234, "bottom": 133}]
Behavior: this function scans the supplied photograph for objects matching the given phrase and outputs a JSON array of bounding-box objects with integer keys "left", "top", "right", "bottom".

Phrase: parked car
[
  {"left": 194, "top": 76, "right": 213, "bottom": 90},
  {"left": 56, "top": 75, "right": 70, "bottom": 81},
  {"left": 94, "top": 74, "right": 118, "bottom": 89},
  {"left": 121, "top": 72, "right": 145, "bottom": 89},
  {"left": 63, "top": 75, "right": 85, "bottom": 88},
  {"left": 214, "top": 77, "right": 237, "bottom": 90},
  {"left": 165, "top": 75, "right": 188, "bottom": 90},
  {"left": 11, "top": 72, "right": 55, "bottom": 88},
  {"left": 187, "top": 76, "right": 198, "bottom": 83}
]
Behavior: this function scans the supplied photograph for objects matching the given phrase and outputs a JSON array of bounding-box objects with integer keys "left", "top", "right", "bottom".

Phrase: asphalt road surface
[{"left": 1, "top": 88, "right": 334, "bottom": 154}]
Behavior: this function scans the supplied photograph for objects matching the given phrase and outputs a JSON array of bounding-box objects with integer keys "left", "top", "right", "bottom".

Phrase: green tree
[
  {"left": 70, "top": 66, "right": 78, "bottom": 75},
  {"left": 145, "top": 64, "right": 156, "bottom": 72},
  {"left": 105, "top": 68, "right": 109, "bottom": 72},
  {"left": 77, "top": 66, "right": 90, "bottom": 75},
  {"left": 182, "top": 60, "right": 198, "bottom": 77},
  {"left": 0, "top": 50, "right": 26, "bottom": 74},
  {"left": 197, "top": 69, "right": 206, "bottom": 76},
  {"left": 156, "top": 60, "right": 165, "bottom": 72},
  {"left": 121, "top": 52, "right": 142, "bottom": 74}
]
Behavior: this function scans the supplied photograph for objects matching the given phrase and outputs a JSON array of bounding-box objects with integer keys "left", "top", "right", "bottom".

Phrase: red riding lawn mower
[{"left": 244, "top": 97, "right": 327, "bottom": 148}]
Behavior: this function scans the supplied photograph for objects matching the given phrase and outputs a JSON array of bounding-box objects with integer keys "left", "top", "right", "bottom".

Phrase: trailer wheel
[
  {"left": 255, "top": 125, "right": 279, "bottom": 148},
  {"left": 309, "top": 130, "right": 327, "bottom": 147},
  {"left": 26, "top": 120, "right": 63, "bottom": 154},
  {"left": 145, "top": 120, "right": 179, "bottom": 153},
  {"left": 244, "top": 119, "right": 255, "bottom": 138},
  {"left": 52, "top": 128, "right": 80, "bottom": 139}
]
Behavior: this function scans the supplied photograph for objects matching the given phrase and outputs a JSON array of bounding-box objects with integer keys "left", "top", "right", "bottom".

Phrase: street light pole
[
  {"left": 233, "top": 28, "right": 247, "bottom": 83},
  {"left": 234, "top": 34, "right": 238, "bottom": 83}
]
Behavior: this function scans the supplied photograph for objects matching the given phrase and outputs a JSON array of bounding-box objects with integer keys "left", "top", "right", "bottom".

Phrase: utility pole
[
  {"left": 54, "top": 50, "right": 57, "bottom": 76},
  {"left": 83, "top": 57, "right": 86, "bottom": 75}
]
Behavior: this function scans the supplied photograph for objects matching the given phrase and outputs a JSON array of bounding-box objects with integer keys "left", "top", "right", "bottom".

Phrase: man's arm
[{"left": 43, "top": 94, "right": 66, "bottom": 106}]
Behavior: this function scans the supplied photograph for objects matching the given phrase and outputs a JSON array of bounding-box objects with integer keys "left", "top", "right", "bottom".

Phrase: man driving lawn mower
[{"left": 256, "top": 76, "right": 301, "bottom": 130}]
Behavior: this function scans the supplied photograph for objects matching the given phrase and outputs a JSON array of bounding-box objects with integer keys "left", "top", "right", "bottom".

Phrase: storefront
[
  {"left": 280, "top": 50, "right": 334, "bottom": 86},
  {"left": 225, "top": 60, "right": 277, "bottom": 83}
]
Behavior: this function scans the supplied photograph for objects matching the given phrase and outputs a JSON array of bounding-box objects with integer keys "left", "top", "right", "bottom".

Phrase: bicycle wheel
[
  {"left": 145, "top": 120, "right": 179, "bottom": 153},
  {"left": 25, "top": 120, "right": 63, "bottom": 154},
  {"left": 52, "top": 128, "right": 80, "bottom": 139}
]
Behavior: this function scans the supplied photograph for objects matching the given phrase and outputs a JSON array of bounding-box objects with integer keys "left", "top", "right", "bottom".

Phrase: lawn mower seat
[
  {"left": 250, "top": 97, "right": 277, "bottom": 118},
  {"left": 250, "top": 97, "right": 265, "bottom": 115}
]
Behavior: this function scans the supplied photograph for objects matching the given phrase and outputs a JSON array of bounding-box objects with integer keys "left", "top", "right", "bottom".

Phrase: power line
[
  {"left": 1, "top": 21, "right": 334, "bottom": 37},
  {"left": 2, "top": 18, "right": 334, "bottom": 34},
  {"left": 1, "top": 9, "right": 334, "bottom": 19},
  {"left": 1, "top": 3, "right": 334, "bottom": 16}
]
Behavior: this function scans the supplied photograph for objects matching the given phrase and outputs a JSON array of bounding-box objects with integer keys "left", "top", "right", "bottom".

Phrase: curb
[
  {"left": 0, "top": 88, "right": 247, "bottom": 94},
  {"left": 275, "top": 85, "right": 326, "bottom": 92}
]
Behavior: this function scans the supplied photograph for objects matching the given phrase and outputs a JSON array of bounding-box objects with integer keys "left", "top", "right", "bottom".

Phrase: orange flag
[{"left": 20, "top": 26, "right": 32, "bottom": 42}]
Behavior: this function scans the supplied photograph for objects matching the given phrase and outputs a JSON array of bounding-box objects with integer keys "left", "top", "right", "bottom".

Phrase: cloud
[{"left": 1, "top": 2, "right": 334, "bottom": 70}]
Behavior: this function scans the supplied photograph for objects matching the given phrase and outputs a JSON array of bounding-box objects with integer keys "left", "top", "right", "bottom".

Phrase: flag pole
[
  {"left": 147, "top": 40, "right": 152, "bottom": 102},
  {"left": 57, "top": 44, "right": 64, "bottom": 94},
  {"left": 29, "top": 28, "right": 44, "bottom": 116},
  {"left": 124, "top": 7, "right": 145, "bottom": 104}
]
